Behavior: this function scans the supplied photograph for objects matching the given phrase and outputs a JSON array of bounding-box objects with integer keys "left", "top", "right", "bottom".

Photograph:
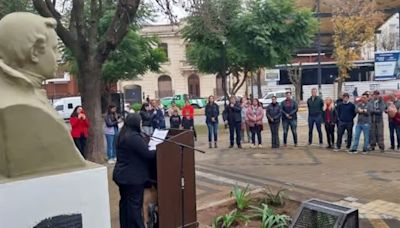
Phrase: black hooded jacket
[{"left": 113, "top": 113, "right": 156, "bottom": 185}]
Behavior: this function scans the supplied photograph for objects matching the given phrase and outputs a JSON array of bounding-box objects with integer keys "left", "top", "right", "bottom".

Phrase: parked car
[
  {"left": 160, "top": 94, "right": 207, "bottom": 109},
  {"left": 259, "top": 90, "right": 291, "bottom": 108},
  {"left": 53, "top": 96, "right": 81, "bottom": 120},
  {"left": 215, "top": 95, "right": 243, "bottom": 106}
]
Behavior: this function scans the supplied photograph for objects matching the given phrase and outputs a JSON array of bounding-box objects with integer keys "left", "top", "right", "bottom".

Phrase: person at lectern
[{"left": 113, "top": 113, "right": 156, "bottom": 228}]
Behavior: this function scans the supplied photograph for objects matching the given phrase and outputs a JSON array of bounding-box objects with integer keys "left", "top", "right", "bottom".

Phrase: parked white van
[
  {"left": 259, "top": 90, "right": 292, "bottom": 108},
  {"left": 53, "top": 96, "right": 82, "bottom": 119}
]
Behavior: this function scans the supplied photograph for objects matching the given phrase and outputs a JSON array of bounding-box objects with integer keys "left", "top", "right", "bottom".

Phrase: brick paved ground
[{"left": 108, "top": 117, "right": 400, "bottom": 227}]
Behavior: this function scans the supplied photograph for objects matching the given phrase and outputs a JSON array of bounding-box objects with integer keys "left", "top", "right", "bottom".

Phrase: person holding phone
[{"left": 70, "top": 105, "right": 89, "bottom": 158}]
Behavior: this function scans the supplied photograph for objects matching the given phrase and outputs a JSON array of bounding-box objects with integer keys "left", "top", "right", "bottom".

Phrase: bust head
[{"left": 0, "top": 12, "right": 58, "bottom": 80}]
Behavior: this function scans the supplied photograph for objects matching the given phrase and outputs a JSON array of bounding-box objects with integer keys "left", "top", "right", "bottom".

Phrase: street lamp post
[
  {"left": 317, "top": 0, "right": 322, "bottom": 97},
  {"left": 220, "top": 37, "right": 227, "bottom": 107}
]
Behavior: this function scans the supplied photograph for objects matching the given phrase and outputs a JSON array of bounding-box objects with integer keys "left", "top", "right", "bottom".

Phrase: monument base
[{"left": 0, "top": 165, "right": 111, "bottom": 228}]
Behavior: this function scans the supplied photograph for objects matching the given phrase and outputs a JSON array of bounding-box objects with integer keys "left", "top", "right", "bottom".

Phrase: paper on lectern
[{"left": 148, "top": 129, "right": 169, "bottom": 150}]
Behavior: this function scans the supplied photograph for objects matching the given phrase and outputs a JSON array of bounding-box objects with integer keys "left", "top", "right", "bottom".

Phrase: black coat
[
  {"left": 140, "top": 110, "right": 155, "bottom": 127},
  {"left": 113, "top": 130, "right": 156, "bottom": 185},
  {"left": 223, "top": 102, "right": 242, "bottom": 124},
  {"left": 266, "top": 103, "right": 281, "bottom": 123}
]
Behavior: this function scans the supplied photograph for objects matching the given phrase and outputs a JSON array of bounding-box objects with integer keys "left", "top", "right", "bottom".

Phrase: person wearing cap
[
  {"left": 113, "top": 113, "right": 156, "bottom": 228},
  {"left": 349, "top": 93, "right": 372, "bottom": 154},
  {"left": 307, "top": 88, "right": 324, "bottom": 145},
  {"left": 370, "top": 90, "right": 386, "bottom": 152},
  {"left": 335, "top": 93, "right": 356, "bottom": 152}
]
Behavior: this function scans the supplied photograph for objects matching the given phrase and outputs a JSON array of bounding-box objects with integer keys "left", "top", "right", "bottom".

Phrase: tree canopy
[{"left": 182, "top": 0, "right": 318, "bottom": 95}]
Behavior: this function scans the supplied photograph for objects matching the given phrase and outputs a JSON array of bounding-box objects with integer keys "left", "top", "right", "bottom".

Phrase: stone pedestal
[{"left": 0, "top": 165, "right": 111, "bottom": 228}]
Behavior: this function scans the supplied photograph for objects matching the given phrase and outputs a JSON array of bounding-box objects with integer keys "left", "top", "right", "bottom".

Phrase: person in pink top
[{"left": 246, "top": 98, "right": 264, "bottom": 148}]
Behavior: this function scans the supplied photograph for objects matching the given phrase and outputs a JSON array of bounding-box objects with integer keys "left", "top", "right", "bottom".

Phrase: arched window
[
  {"left": 188, "top": 74, "right": 200, "bottom": 98},
  {"left": 158, "top": 75, "right": 173, "bottom": 98}
]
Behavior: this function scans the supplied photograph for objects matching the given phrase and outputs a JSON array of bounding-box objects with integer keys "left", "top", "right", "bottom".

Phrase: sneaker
[
  {"left": 229, "top": 145, "right": 234, "bottom": 148},
  {"left": 334, "top": 148, "right": 340, "bottom": 152},
  {"left": 294, "top": 143, "right": 298, "bottom": 147},
  {"left": 209, "top": 142, "right": 212, "bottom": 149},
  {"left": 258, "top": 144, "right": 263, "bottom": 148},
  {"left": 250, "top": 144, "right": 256, "bottom": 149},
  {"left": 362, "top": 149, "right": 368, "bottom": 155},
  {"left": 238, "top": 145, "right": 242, "bottom": 149},
  {"left": 390, "top": 146, "right": 395, "bottom": 150},
  {"left": 380, "top": 149, "right": 385, "bottom": 153},
  {"left": 348, "top": 149, "right": 358, "bottom": 154},
  {"left": 214, "top": 142, "right": 218, "bottom": 148},
  {"left": 326, "top": 145, "right": 332, "bottom": 149}
]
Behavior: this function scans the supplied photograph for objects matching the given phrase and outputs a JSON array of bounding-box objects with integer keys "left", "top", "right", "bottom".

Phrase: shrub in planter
[
  {"left": 263, "top": 186, "right": 287, "bottom": 207},
  {"left": 131, "top": 103, "right": 142, "bottom": 112},
  {"left": 230, "top": 185, "right": 251, "bottom": 211},
  {"left": 250, "top": 204, "right": 291, "bottom": 228},
  {"left": 212, "top": 209, "right": 249, "bottom": 228}
]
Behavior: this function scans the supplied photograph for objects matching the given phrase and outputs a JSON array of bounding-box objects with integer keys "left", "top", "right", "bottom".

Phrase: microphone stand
[{"left": 144, "top": 130, "right": 205, "bottom": 228}]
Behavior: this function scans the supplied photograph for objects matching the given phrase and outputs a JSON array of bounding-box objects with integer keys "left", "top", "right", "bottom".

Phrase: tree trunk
[
  {"left": 257, "top": 69, "right": 262, "bottom": 98},
  {"left": 79, "top": 60, "right": 106, "bottom": 163},
  {"left": 337, "top": 78, "right": 343, "bottom": 99}
]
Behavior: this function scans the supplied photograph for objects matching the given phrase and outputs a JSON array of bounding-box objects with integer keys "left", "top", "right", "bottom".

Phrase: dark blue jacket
[
  {"left": 281, "top": 99, "right": 298, "bottom": 120},
  {"left": 205, "top": 103, "right": 219, "bottom": 124},
  {"left": 336, "top": 102, "right": 356, "bottom": 124},
  {"left": 152, "top": 108, "right": 165, "bottom": 129}
]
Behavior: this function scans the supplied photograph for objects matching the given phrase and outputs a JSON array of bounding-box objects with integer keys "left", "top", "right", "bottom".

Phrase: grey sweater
[
  {"left": 356, "top": 102, "right": 372, "bottom": 124},
  {"left": 370, "top": 98, "right": 386, "bottom": 123}
]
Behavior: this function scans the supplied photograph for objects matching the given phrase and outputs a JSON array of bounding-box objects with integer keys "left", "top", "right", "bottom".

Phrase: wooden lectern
[{"left": 156, "top": 129, "right": 198, "bottom": 228}]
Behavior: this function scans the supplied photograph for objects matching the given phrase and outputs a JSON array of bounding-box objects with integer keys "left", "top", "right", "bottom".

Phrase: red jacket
[
  {"left": 70, "top": 116, "right": 90, "bottom": 138},
  {"left": 182, "top": 105, "right": 194, "bottom": 119}
]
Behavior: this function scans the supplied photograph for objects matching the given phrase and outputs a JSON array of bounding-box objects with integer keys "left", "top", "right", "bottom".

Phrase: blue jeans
[
  {"left": 389, "top": 121, "right": 400, "bottom": 148},
  {"left": 351, "top": 123, "right": 370, "bottom": 151},
  {"left": 308, "top": 114, "right": 323, "bottom": 144},
  {"left": 106, "top": 134, "right": 117, "bottom": 159},
  {"left": 207, "top": 122, "right": 218, "bottom": 142},
  {"left": 282, "top": 119, "right": 297, "bottom": 145}
]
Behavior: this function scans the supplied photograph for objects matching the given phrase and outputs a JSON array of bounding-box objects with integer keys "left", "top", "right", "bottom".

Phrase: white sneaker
[
  {"left": 250, "top": 144, "right": 256, "bottom": 148},
  {"left": 108, "top": 159, "right": 116, "bottom": 164},
  {"left": 258, "top": 144, "right": 263, "bottom": 148}
]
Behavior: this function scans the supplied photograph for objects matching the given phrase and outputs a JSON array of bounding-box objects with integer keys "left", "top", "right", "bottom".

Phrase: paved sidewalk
[{"left": 193, "top": 125, "right": 400, "bottom": 227}]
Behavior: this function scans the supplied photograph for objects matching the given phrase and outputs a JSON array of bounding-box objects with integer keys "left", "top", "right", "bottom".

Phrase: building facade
[{"left": 118, "top": 24, "right": 245, "bottom": 104}]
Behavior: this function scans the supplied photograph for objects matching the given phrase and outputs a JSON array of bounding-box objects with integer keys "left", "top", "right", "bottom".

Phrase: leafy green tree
[
  {"left": 182, "top": 0, "right": 317, "bottom": 97},
  {"left": 30, "top": 0, "right": 186, "bottom": 162},
  {"left": 0, "top": 0, "right": 34, "bottom": 18}
]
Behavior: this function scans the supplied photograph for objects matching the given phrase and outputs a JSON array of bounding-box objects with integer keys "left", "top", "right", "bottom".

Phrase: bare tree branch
[
  {"left": 33, "top": 0, "right": 78, "bottom": 55},
  {"left": 96, "top": 0, "right": 140, "bottom": 63}
]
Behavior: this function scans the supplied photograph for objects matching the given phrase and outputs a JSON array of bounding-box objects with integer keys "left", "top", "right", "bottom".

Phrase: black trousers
[
  {"left": 73, "top": 135, "right": 87, "bottom": 158},
  {"left": 337, "top": 122, "right": 353, "bottom": 149},
  {"left": 118, "top": 184, "right": 145, "bottom": 228},
  {"left": 229, "top": 122, "right": 242, "bottom": 146},
  {"left": 182, "top": 118, "right": 197, "bottom": 139},
  {"left": 269, "top": 121, "right": 280, "bottom": 148},
  {"left": 324, "top": 123, "right": 335, "bottom": 147},
  {"left": 250, "top": 125, "right": 262, "bottom": 145}
]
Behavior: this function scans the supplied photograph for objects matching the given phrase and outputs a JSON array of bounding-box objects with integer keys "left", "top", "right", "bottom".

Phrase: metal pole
[{"left": 317, "top": 0, "right": 322, "bottom": 96}]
